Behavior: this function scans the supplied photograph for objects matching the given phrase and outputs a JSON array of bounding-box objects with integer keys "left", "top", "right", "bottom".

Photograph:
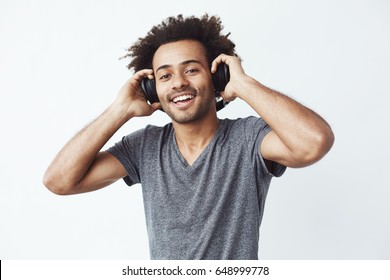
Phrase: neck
[{"left": 173, "top": 113, "right": 220, "bottom": 165}]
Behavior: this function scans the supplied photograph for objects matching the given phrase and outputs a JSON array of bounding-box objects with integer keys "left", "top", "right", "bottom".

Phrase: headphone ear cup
[
  {"left": 212, "top": 63, "right": 230, "bottom": 92},
  {"left": 141, "top": 78, "right": 160, "bottom": 104},
  {"left": 212, "top": 63, "right": 230, "bottom": 111}
]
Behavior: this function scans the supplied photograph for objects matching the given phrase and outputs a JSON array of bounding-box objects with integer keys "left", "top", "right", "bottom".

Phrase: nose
[{"left": 172, "top": 73, "right": 189, "bottom": 90}]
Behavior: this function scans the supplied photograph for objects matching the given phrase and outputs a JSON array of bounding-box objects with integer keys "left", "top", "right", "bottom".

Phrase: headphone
[{"left": 141, "top": 63, "right": 230, "bottom": 111}]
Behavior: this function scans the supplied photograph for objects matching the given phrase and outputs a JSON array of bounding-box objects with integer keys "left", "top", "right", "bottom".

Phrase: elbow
[
  {"left": 42, "top": 171, "right": 76, "bottom": 196},
  {"left": 292, "top": 127, "right": 335, "bottom": 167},
  {"left": 316, "top": 126, "right": 335, "bottom": 157},
  {"left": 304, "top": 128, "right": 335, "bottom": 165}
]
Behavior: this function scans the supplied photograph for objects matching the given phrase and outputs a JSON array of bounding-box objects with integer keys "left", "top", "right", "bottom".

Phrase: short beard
[{"left": 162, "top": 88, "right": 215, "bottom": 124}]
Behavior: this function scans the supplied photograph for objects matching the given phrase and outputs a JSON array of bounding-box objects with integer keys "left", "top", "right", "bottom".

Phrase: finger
[
  {"left": 150, "top": 102, "right": 162, "bottom": 111},
  {"left": 211, "top": 54, "right": 229, "bottom": 73},
  {"left": 220, "top": 91, "right": 237, "bottom": 103},
  {"left": 133, "top": 69, "right": 154, "bottom": 82}
]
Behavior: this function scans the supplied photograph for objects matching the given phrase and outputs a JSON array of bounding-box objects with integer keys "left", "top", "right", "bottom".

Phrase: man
[{"left": 43, "top": 14, "right": 334, "bottom": 259}]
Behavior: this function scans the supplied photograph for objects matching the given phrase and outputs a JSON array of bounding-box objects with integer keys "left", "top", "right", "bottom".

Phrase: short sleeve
[
  {"left": 106, "top": 129, "right": 145, "bottom": 186},
  {"left": 243, "top": 116, "right": 286, "bottom": 178}
]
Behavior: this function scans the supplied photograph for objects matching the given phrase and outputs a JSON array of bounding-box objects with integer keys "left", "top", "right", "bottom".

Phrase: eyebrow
[{"left": 155, "top": 59, "right": 202, "bottom": 73}]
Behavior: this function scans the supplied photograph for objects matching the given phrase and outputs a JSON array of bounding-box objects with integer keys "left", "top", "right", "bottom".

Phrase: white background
[{"left": 1, "top": 0, "right": 389, "bottom": 259}]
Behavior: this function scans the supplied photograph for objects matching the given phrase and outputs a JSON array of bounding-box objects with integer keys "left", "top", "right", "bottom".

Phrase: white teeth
[{"left": 173, "top": 95, "right": 194, "bottom": 103}]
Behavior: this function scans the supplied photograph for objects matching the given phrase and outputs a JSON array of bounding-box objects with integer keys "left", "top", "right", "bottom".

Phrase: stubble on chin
[{"left": 164, "top": 95, "right": 215, "bottom": 124}]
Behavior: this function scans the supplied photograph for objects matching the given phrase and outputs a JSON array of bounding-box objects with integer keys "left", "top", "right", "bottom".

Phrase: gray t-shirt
[{"left": 107, "top": 116, "right": 285, "bottom": 259}]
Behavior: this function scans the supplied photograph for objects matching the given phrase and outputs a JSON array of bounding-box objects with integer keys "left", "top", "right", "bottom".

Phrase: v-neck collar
[{"left": 171, "top": 119, "right": 225, "bottom": 168}]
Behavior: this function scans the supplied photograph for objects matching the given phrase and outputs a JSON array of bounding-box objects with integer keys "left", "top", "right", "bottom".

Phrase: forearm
[{"left": 43, "top": 103, "right": 129, "bottom": 192}]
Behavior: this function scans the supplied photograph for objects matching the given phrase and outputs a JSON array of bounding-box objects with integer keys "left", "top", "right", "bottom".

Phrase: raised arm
[
  {"left": 212, "top": 54, "right": 334, "bottom": 168},
  {"left": 43, "top": 69, "right": 161, "bottom": 195}
]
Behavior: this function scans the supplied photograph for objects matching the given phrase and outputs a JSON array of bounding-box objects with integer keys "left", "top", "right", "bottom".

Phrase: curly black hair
[{"left": 123, "top": 14, "right": 238, "bottom": 72}]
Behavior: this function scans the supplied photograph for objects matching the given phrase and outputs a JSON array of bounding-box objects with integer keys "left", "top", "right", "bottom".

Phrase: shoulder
[
  {"left": 124, "top": 123, "right": 172, "bottom": 140},
  {"left": 110, "top": 123, "right": 172, "bottom": 153},
  {"left": 143, "top": 123, "right": 173, "bottom": 140},
  {"left": 221, "top": 116, "right": 267, "bottom": 125},
  {"left": 220, "top": 116, "right": 270, "bottom": 136}
]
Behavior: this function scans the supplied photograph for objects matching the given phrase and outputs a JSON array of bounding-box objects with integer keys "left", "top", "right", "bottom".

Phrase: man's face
[{"left": 152, "top": 40, "right": 215, "bottom": 124}]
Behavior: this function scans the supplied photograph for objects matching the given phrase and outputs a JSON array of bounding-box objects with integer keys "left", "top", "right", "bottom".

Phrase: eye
[
  {"left": 185, "top": 68, "right": 199, "bottom": 75},
  {"left": 159, "top": 73, "right": 171, "bottom": 80}
]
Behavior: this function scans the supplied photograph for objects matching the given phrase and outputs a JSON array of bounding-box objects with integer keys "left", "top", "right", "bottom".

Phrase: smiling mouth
[{"left": 172, "top": 94, "right": 195, "bottom": 103}]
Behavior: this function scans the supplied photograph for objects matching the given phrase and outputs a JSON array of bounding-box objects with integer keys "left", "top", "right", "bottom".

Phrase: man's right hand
[
  {"left": 43, "top": 69, "right": 161, "bottom": 195},
  {"left": 113, "top": 69, "right": 161, "bottom": 120}
]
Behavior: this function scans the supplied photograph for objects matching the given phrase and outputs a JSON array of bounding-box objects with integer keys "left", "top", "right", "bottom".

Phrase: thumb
[
  {"left": 150, "top": 102, "right": 162, "bottom": 112},
  {"left": 220, "top": 90, "right": 237, "bottom": 103}
]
